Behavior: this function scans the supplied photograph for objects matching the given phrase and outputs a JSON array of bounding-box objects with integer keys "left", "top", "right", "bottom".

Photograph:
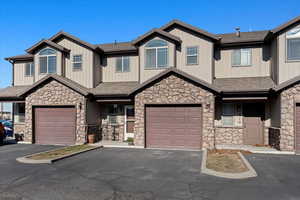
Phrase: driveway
[{"left": 0, "top": 144, "right": 300, "bottom": 200}]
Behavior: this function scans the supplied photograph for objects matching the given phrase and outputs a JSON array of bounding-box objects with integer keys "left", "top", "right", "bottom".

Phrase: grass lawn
[
  {"left": 206, "top": 149, "right": 250, "bottom": 173},
  {"left": 28, "top": 145, "right": 95, "bottom": 160}
]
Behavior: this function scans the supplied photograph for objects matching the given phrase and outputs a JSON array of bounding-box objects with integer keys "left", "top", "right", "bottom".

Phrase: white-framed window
[
  {"left": 232, "top": 48, "right": 252, "bottom": 66},
  {"left": 14, "top": 103, "right": 25, "bottom": 123},
  {"left": 25, "top": 62, "right": 34, "bottom": 76},
  {"left": 39, "top": 48, "right": 57, "bottom": 74},
  {"left": 186, "top": 46, "right": 198, "bottom": 65},
  {"left": 72, "top": 55, "right": 82, "bottom": 70},
  {"left": 286, "top": 27, "right": 300, "bottom": 61},
  {"left": 145, "top": 39, "right": 168, "bottom": 69},
  {"left": 116, "top": 56, "right": 130, "bottom": 72},
  {"left": 222, "top": 103, "right": 234, "bottom": 126}
]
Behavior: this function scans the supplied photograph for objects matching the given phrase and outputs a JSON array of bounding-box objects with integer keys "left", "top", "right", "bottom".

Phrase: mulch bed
[
  {"left": 206, "top": 149, "right": 250, "bottom": 173},
  {"left": 28, "top": 145, "right": 95, "bottom": 160}
]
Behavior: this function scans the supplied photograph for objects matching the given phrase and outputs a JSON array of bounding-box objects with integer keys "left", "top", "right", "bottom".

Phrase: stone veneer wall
[
  {"left": 24, "top": 80, "right": 87, "bottom": 144},
  {"left": 280, "top": 84, "right": 300, "bottom": 151},
  {"left": 215, "top": 127, "right": 243, "bottom": 145},
  {"left": 134, "top": 74, "right": 215, "bottom": 148}
]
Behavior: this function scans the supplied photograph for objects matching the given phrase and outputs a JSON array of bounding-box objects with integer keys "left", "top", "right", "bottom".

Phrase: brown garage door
[
  {"left": 146, "top": 105, "right": 202, "bottom": 150},
  {"left": 296, "top": 104, "right": 300, "bottom": 154},
  {"left": 34, "top": 107, "right": 76, "bottom": 145}
]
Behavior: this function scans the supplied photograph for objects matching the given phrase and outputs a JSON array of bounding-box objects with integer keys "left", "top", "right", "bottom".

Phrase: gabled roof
[
  {"left": 49, "top": 31, "right": 103, "bottom": 53},
  {"left": 217, "top": 30, "right": 270, "bottom": 46},
  {"left": 26, "top": 39, "right": 70, "bottom": 54},
  {"left": 274, "top": 75, "right": 300, "bottom": 92},
  {"left": 272, "top": 15, "right": 300, "bottom": 35},
  {"left": 5, "top": 54, "right": 34, "bottom": 61},
  {"left": 90, "top": 82, "right": 140, "bottom": 97},
  {"left": 213, "top": 77, "right": 275, "bottom": 93},
  {"left": 132, "top": 28, "right": 182, "bottom": 46},
  {"left": 97, "top": 42, "right": 137, "bottom": 54},
  {"left": 161, "top": 19, "right": 220, "bottom": 41},
  {"left": 129, "top": 67, "right": 220, "bottom": 95},
  {"left": 19, "top": 74, "right": 90, "bottom": 97}
]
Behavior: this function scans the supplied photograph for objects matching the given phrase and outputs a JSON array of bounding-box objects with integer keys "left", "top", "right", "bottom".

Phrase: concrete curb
[
  {"left": 16, "top": 145, "right": 103, "bottom": 164},
  {"left": 201, "top": 149, "right": 257, "bottom": 179}
]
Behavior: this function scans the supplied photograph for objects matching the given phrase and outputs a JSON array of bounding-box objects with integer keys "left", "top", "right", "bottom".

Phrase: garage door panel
[
  {"left": 146, "top": 105, "right": 202, "bottom": 150},
  {"left": 35, "top": 107, "right": 76, "bottom": 145}
]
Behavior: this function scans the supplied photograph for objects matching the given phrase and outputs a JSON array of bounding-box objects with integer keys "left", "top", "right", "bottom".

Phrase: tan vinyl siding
[
  {"left": 102, "top": 55, "right": 138, "bottom": 82},
  {"left": 13, "top": 61, "right": 34, "bottom": 86},
  {"left": 93, "top": 53, "right": 102, "bottom": 87},
  {"left": 139, "top": 36, "right": 175, "bottom": 83},
  {"left": 278, "top": 26, "right": 300, "bottom": 83},
  {"left": 34, "top": 46, "right": 62, "bottom": 81},
  {"left": 57, "top": 38, "right": 94, "bottom": 88},
  {"left": 169, "top": 28, "right": 213, "bottom": 83},
  {"left": 215, "top": 46, "right": 270, "bottom": 78}
]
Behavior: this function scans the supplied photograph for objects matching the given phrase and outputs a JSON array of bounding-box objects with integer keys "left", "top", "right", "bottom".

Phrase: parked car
[{"left": 0, "top": 120, "right": 13, "bottom": 138}]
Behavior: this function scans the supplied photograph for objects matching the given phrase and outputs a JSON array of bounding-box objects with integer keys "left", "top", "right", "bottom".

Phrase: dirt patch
[
  {"left": 206, "top": 149, "right": 249, "bottom": 173},
  {"left": 28, "top": 145, "right": 95, "bottom": 160}
]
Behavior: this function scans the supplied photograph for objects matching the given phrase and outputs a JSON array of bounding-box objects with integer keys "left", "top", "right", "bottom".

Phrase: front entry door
[
  {"left": 124, "top": 105, "right": 135, "bottom": 141},
  {"left": 243, "top": 103, "right": 264, "bottom": 145}
]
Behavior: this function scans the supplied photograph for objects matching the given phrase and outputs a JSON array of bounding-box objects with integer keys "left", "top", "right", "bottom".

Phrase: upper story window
[
  {"left": 25, "top": 62, "right": 34, "bottom": 76},
  {"left": 145, "top": 39, "right": 168, "bottom": 69},
  {"left": 39, "top": 48, "right": 57, "bottom": 74},
  {"left": 116, "top": 56, "right": 130, "bottom": 72},
  {"left": 287, "top": 27, "right": 300, "bottom": 61},
  {"left": 232, "top": 48, "right": 252, "bottom": 66},
  {"left": 73, "top": 55, "right": 82, "bottom": 71},
  {"left": 186, "top": 46, "right": 198, "bottom": 65}
]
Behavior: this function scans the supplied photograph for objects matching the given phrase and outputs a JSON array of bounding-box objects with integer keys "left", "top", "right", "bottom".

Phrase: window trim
[
  {"left": 38, "top": 48, "right": 57, "bottom": 75},
  {"left": 231, "top": 48, "right": 252, "bottom": 67},
  {"left": 186, "top": 46, "right": 199, "bottom": 65},
  {"left": 144, "top": 40, "right": 169, "bottom": 69},
  {"left": 72, "top": 54, "right": 83, "bottom": 71},
  {"left": 24, "top": 62, "right": 34, "bottom": 77},
  {"left": 115, "top": 56, "right": 130, "bottom": 73},
  {"left": 286, "top": 38, "right": 300, "bottom": 62}
]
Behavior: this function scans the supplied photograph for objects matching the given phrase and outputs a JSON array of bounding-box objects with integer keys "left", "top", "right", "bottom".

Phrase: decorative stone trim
[
  {"left": 134, "top": 74, "right": 215, "bottom": 148},
  {"left": 24, "top": 80, "right": 87, "bottom": 144},
  {"left": 280, "top": 84, "right": 300, "bottom": 151},
  {"left": 201, "top": 149, "right": 257, "bottom": 179}
]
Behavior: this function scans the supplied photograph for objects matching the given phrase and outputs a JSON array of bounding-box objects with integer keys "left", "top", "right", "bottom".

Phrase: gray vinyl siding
[
  {"left": 139, "top": 36, "right": 175, "bottom": 83},
  {"left": 270, "top": 38, "right": 279, "bottom": 84},
  {"left": 93, "top": 53, "right": 102, "bottom": 87},
  {"left": 278, "top": 25, "right": 300, "bottom": 83},
  {"left": 57, "top": 38, "right": 94, "bottom": 88},
  {"left": 169, "top": 27, "right": 213, "bottom": 83},
  {"left": 86, "top": 99, "right": 101, "bottom": 125},
  {"left": 215, "top": 45, "right": 270, "bottom": 78},
  {"left": 270, "top": 94, "right": 281, "bottom": 127},
  {"left": 34, "top": 46, "right": 62, "bottom": 81},
  {"left": 13, "top": 61, "right": 34, "bottom": 86},
  {"left": 102, "top": 55, "right": 139, "bottom": 82}
]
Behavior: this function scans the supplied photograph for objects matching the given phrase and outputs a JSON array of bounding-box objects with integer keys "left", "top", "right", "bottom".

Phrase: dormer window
[
  {"left": 287, "top": 27, "right": 300, "bottom": 61},
  {"left": 39, "top": 48, "right": 57, "bottom": 74},
  {"left": 145, "top": 39, "right": 168, "bottom": 69}
]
